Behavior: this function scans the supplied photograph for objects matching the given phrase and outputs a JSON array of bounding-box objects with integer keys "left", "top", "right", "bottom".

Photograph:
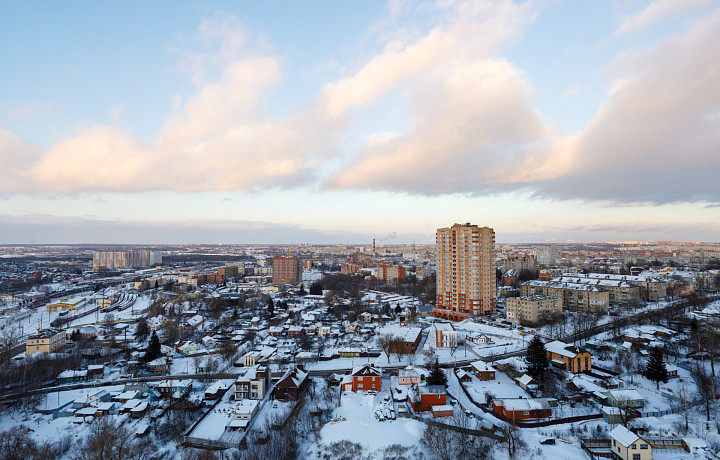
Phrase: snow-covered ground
[{"left": 310, "top": 390, "right": 426, "bottom": 459}]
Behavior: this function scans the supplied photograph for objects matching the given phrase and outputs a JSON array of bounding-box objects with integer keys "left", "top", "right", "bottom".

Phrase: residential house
[
  {"left": 146, "top": 357, "right": 169, "bottom": 374},
  {"left": 155, "top": 379, "right": 192, "bottom": 399},
  {"left": 411, "top": 385, "right": 447, "bottom": 412},
  {"left": 359, "top": 312, "right": 372, "bottom": 323},
  {"left": 339, "top": 347, "right": 361, "bottom": 358},
  {"left": 471, "top": 361, "right": 496, "bottom": 381},
  {"left": 235, "top": 365, "right": 271, "bottom": 401},
  {"left": 342, "top": 364, "right": 382, "bottom": 392},
  {"left": 545, "top": 340, "right": 592, "bottom": 373},
  {"left": 468, "top": 333, "right": 493, "bottom": 345},
  {"left": 492, "top": 398, "right": 553, "bottom": 422},
  {"left": 274, "top": 366, "right": 309, "bottom": 402},
  {"left": 57, "top": 369, "right": 87, "bottom": 384},
  {"left": 87, "top": 364, "right": 105, "bottom": 379},
  {"left": 398, "top": 366, "right": 421, "bottom": 386},
  {"left": 609, "top": 425, "right": 652, "bottom": 460},
  {"left": 606, "top": 389, "right": 645, "bottom": 409}
]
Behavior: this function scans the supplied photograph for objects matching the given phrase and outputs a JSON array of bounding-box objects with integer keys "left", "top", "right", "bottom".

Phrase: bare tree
[
  {"left": 677, "top": 381, "right": 690, "bottom": 433},
  {"left": 377, "top": 334, "right": 393, "bottom": 363},
  {"left": 691, "top": 364, "right": 715, "bottom": 423},
  {"left": 74, "top": 418, "right": 150, "bottom": 460},
  {"left": 498, "top": 422, "right": 527, "bottom": 459}
]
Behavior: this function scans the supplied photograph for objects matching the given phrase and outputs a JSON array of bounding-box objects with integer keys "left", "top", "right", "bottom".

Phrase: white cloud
[
  {"left": 540, "top": 8, "right": 720, "bottom": 203},
  {"left": 615, "top": 0, "right": 715, "bottom": 35}
]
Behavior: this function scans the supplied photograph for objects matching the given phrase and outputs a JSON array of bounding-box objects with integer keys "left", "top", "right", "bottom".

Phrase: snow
[{"left": 318, "top": 390, "right": 425, "bottom": 454}]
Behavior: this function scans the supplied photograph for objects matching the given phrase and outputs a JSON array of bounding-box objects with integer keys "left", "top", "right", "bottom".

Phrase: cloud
[
  {"left": 2, "top": 2, "right": 719, "bottom": 208},
  {"left": 318, "top": 0, "right": 536, "bottom": 118},
  {"left": 328, "top": 58, "right": 557, "bottom": 193},
  {"left": 0, "top": 214, "right": 371, "bottom": 244},
  {"left": 329, "top": 4, "right": 720, "bottom": 205},
  {"left": 539, "top": 9, "right": 720, "bottom": 203},
  {"left": 615, "top": 0, "right": 715, "bottom": 35},
  {"left": 9, "top": 16, "right": 322, "bottom": 194}
]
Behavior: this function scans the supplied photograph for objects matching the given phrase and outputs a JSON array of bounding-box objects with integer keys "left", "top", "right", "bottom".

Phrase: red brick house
[
  {"left": 342, "top": 365, "right": 382, "bottom": 391},
  {"left": 411, "top": 385, "right": 447, "bottom": 412}
]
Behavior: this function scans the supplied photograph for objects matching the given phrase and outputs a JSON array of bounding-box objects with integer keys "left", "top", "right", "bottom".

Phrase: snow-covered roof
[
  {"left": 471, "top": 361, "right": 495, "bottom": 373},
  {"left": 609, "top": 425, "right": 640, "bottom": 447},
  {"left": 516, "top": 374, "right": 535, "bottom": 386},
  {"left": 494, "top": 398, "right": 551, "bottom": 411},
  {"left": 545, "top": 340, "right": 588, "bottom": 359}
]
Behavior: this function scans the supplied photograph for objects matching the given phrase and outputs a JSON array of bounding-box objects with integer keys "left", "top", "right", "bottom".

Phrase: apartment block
[
  {"left": 272, "top": 256, "right": 303, "bottom": 285},
  {"left": 92, "top": 250, "right": 161, "bottom": 270},
  {"left": 521, "top": 280, "right": 610, "bottom": 311},
  {"left": 506, "top": 296, "right": 562, "bottom": 325},
  {"left": 434, "top": 223, "right": 495, "bottom": 320}
]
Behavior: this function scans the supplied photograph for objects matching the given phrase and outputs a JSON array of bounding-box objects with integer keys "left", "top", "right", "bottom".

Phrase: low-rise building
[
  {"left": 545, "top": 340, "right": 592, "bottom": 373},
  {"left": 411, "top": 385, "right": 447, "bottom": 412},
  {"left": 398, "top": 366, "right": 421, "bottom": 386},
  {"left": 506, "top": 296, "right": 562, "bottom": 324},
  {"left": 274, "top": 366, "right": 309, "bottom": 402},
  {"left": 388, "top": 327, "right": 423, "bottom": 354},
  {"left": 235, "top": 365, "right": 271, "bottom": 401},
  {"left": 471, "top": 361, "right": 496, "bottom": 381},
  {"left": 431, "top": 322, "right": 457, "bottom": 348},
  {"left": 342, "top": 364, "right": 382, "bottom": 392},
  {"left": 492, "top": 398, "right": 553, "bottom": 422},
  {"left": 26, "top": 328, "right": 65, "bottom": 356},
  {"left": 609, "top": 425, "right": 652, "bottom": 460}
]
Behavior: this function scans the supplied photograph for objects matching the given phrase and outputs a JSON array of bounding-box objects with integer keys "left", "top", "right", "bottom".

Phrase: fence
[
  {"left": 398, "top": 412, "right": 504, "bottom": 440},
  {"left": 452, "top": 370, "right": 603, "bottom": 428}
]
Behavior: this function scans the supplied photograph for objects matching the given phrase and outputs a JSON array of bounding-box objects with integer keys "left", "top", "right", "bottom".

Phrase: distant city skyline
[{"left": 2, "top": 1, "right": 720, "bottom": 244}]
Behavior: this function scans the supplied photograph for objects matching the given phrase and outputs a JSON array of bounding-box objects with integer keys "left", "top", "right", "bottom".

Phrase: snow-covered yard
[{"left": 310, "top": 390, "right": 426, "bottom": 459}]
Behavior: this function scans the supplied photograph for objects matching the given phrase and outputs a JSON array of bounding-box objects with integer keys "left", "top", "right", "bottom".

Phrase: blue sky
[{"left": 1, "top": 0, "right": 720, "bottom": 244}]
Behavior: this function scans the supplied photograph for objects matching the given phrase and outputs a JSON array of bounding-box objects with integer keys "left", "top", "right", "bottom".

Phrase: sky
[{"left": 1, "top": 0, "right": 720, "bottom": 245}]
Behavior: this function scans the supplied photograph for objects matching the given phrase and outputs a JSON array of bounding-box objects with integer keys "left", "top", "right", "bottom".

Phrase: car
[{"left": 540, "top": 439, "right": 556, "bottom": 445}]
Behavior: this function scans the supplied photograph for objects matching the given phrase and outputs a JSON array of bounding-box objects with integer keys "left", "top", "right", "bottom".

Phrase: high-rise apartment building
[
  {"left": 434, "top": 223, "right": 496, "bottom": 320},
  {"left": 536, "top": 244, "right": 561, "bottom": 267},
  {"left": 272, "top": 256, "right": 303, "bottom": 285}
]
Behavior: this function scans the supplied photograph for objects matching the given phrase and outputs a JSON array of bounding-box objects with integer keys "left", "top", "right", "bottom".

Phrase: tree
[
  {"left": 645, "top": 346, "right": 668, "bottom": 390},
  {"left": 220, "top": 340, "right": 238, "bottom": 366},
  {"left": 526, "top": 335, "right": 549, "bottom": 381},
  {"left": 309, "top": 281, "right": 323, "bottom": 295},
  {"left": 134, "top": 317, "right": 149, "bottom": 342},
  {"left": 0, "top": 426, "right": 38, "bottom": 460},
  {"left": 498, "top": 422, "right": 527, "bottom": 458},
  {"left": 298, "top": 333, "right": 313, "bottom": 351},
  {"left": 143, "top": 331, "right": 161, "bottom": 362},
  {"left": 377, "top": 334, "right": 393, "bottom": 363},
  {"left": 426, "top": 359, "right": 448, "bottom": 387},
  {"left": 298, "top": 284, "right": 307, "bottom": 296},
  {"left": 74, "top": 417, "right": 150, "bottom": 460},
  {"left": 267, "top": 297, "right": 275, "bottom": 318},
  {"left": 692, "top": 364, "right": 716, "bottom": 422}
]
